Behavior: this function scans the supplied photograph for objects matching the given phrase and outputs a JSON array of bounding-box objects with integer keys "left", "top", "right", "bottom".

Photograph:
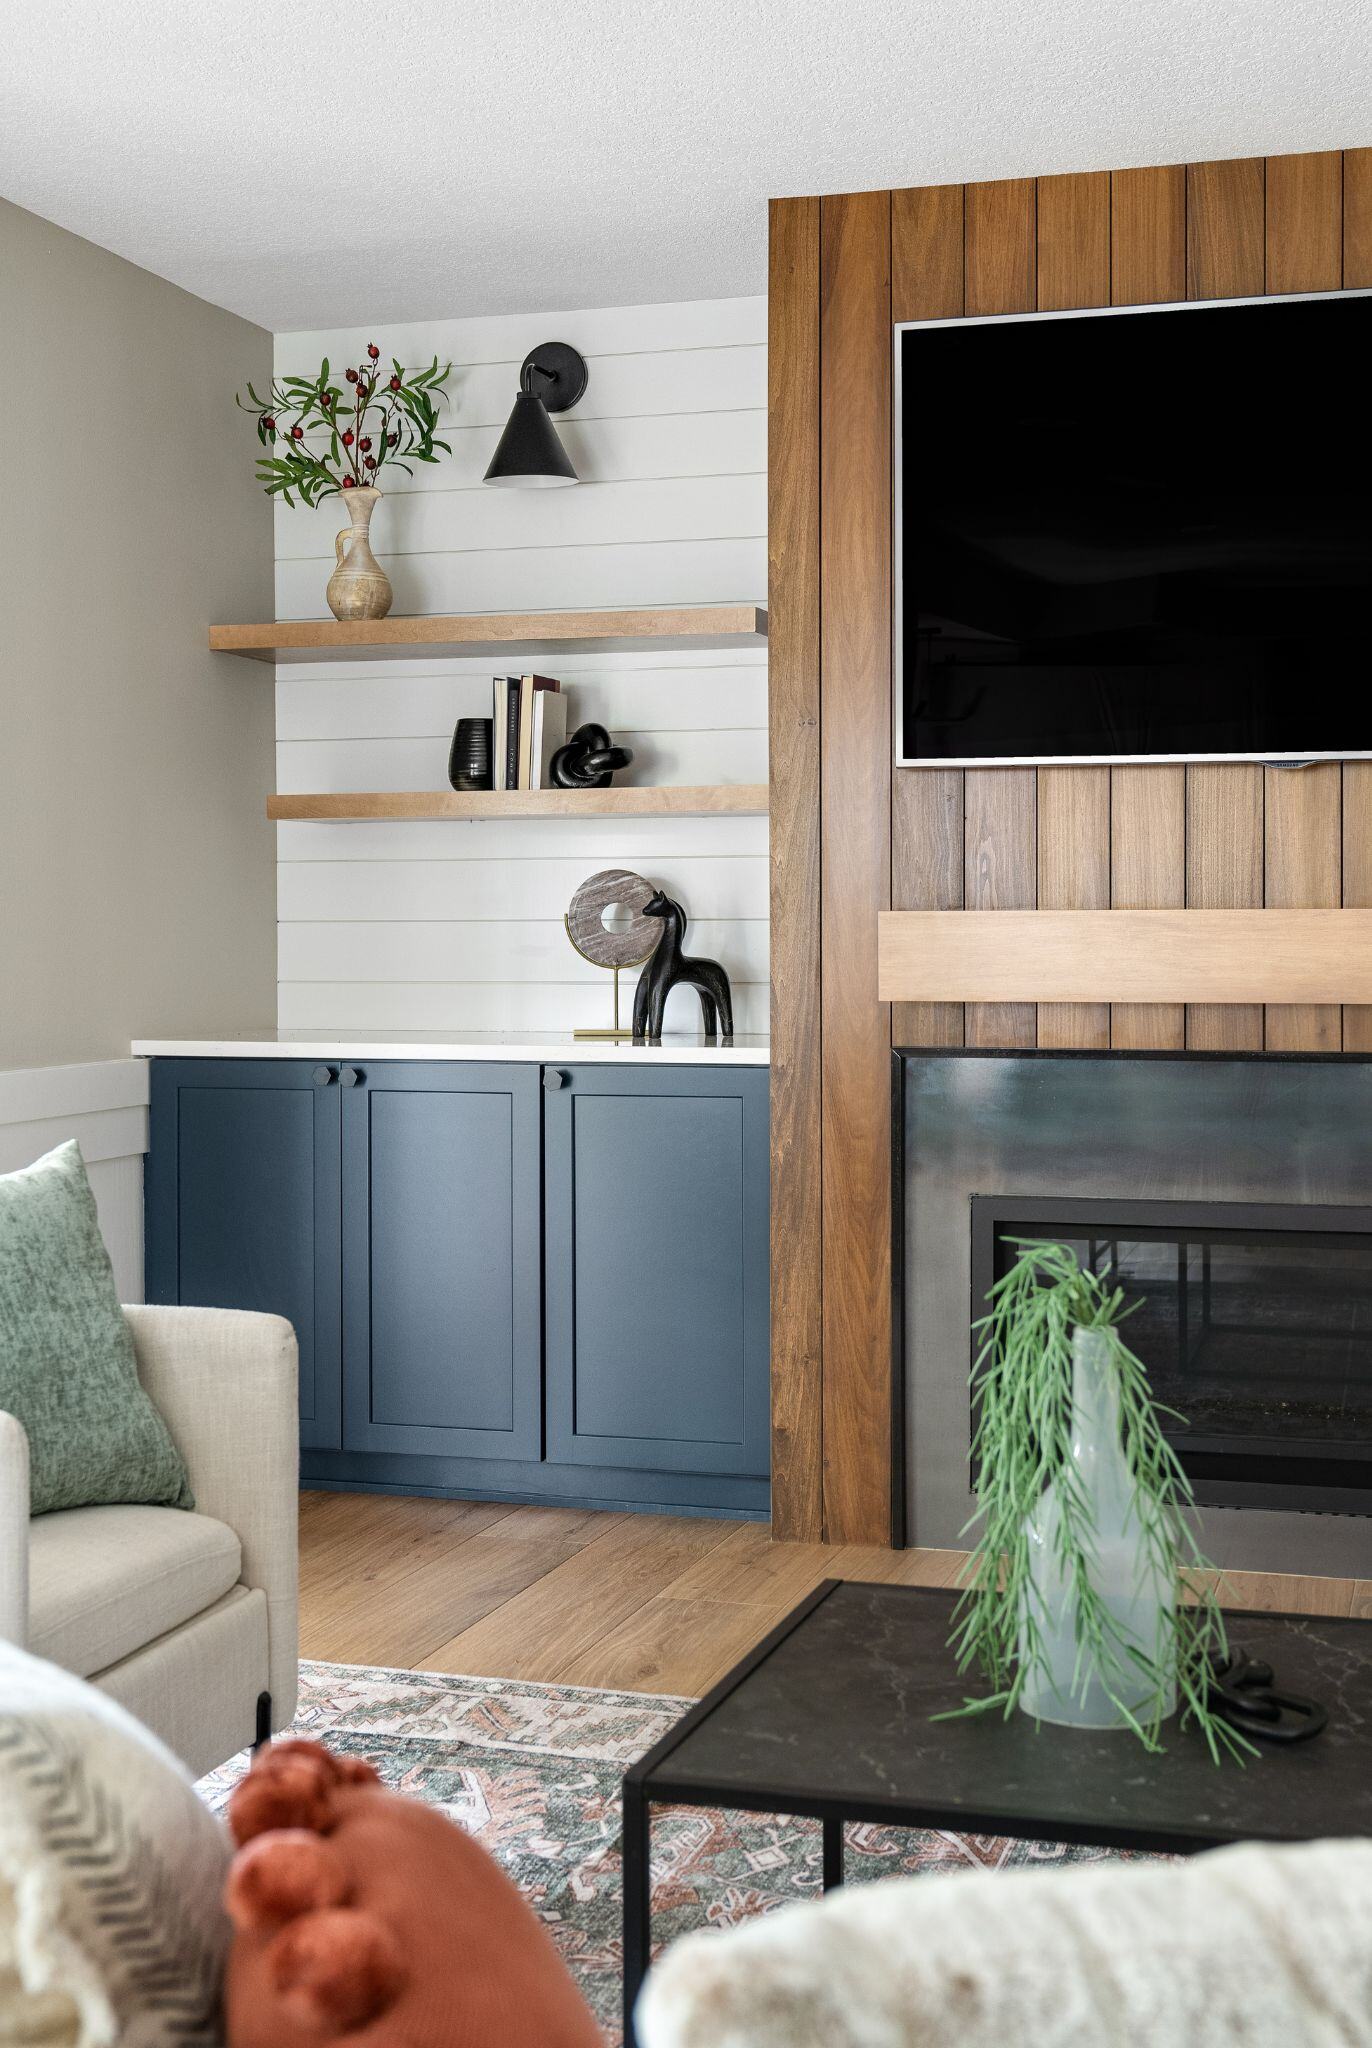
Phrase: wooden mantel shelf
[
  {"left": 213, "top": 604, "right": 768, "bottom": 663},
  {"left": 269, "top": 785, "right": 769, "bottom": 823},
  {"left": 878, "top": 909, "right": 1372, "bottom": 1006}
]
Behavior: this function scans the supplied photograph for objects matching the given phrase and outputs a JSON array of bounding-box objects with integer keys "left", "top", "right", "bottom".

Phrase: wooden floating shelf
[
  {"left": 213, "top": 604, "right": 768, "bottom": 663},
  {"left": 878, "top": 909, "right": 1372, "bottom": 1006},
  {"left": 269, "top": 786, "right": 770, "bottom": 823}
]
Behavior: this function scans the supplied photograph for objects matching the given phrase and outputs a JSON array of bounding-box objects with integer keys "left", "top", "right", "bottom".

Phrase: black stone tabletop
[{"left": 643, "top": 1583, "right": 1372, "bottom": 1854}]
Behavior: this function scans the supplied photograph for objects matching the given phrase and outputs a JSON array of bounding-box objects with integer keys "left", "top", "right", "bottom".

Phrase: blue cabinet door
[
  {"left": 145, "top": 1059, "right": 343, "bottom": 1449},
  {"left": 340, "top": 1063, "right": 542, "bottom": 1461},
  {"left": 543, "top": 1065, "right": 770, "bottom": 1477}
]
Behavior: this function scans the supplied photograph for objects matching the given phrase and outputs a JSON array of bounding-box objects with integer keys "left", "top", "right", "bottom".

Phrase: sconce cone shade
[{"left": 484, "top": 391, "right": 579, "bottom": 488}]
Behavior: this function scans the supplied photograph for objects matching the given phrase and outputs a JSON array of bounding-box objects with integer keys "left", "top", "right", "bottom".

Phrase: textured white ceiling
[{"left": 2, "top": 0, "right": 1368, "bottom": 332}]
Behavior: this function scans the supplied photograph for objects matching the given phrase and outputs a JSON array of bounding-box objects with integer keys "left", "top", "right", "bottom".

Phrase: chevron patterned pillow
[{"left": 0, "top": 1641, "right": 230, "bottom": 2047}]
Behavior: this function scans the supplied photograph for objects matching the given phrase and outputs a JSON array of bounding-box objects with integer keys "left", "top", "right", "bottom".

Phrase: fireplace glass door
[{"left": 973, "top": 1197, "right": 1372, "bottom": 1512}]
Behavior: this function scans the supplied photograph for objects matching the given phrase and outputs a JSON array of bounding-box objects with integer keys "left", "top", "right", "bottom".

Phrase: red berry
[
  {"left": 342, "top": 429, "right": 354, "bottom": 446},
  {"left": 342, "top": 474, "right": 356, "bottom": 488},
  {"left": 345, "top": 367, "right": 358, "bottom": 384},
  {"left": 357, "top": 382, "right": 370, "bottom": 399},
  {"left": 321, "top": 391, "right": 332, "bottom": 407},
  {"left": 367, "top": 343, "right": 380, "bottom": 360},
  {"left": 262, "top": 415, "right": 276, "bottom": 430},
  {"left": 388, "top": 375, "right": 401, "bottom": 391},
  {"left": 359, "top": 436, "right": 371, "bottom": 452},
  {"left": 387, "top": 431, "right": 398, "bottom": 446},
  {"left": 364, "top": 454, "right": 376, "bottom": 470},
  {"left": 291, "top": 425, "right": 304, "bottom": 440}
]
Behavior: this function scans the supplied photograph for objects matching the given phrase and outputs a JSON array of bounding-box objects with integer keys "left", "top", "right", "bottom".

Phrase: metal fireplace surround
[{"left": 897, "top": 1050, "right": 1372, "bottom": 1576}]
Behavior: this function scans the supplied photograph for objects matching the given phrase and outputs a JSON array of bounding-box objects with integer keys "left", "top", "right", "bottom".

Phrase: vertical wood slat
[
  {"left": 1263, "top": 151, "right": 1343, "bottom": 1052},
  {"left": 1265, "top": 153, "right": 1343, "bottom": 294},
  {"left": 1107, "top": 165, "right": 1186, "bottom": 1050},
  {"left": 1036, "top": 171, "right": 1110, "bottom": 312},
  {"left": 1034, "top": 173, "right": 1112, "bottom": 1049},
  {"left": 1187, "top": 159, "right": 1265, "bottom": 298},
  {"left": 1343, "top": 763, "right": 1372, "bottom": 1051},
  {"left": 1111, "top": 164, "right": 1186, "bottom": 305},
  {"left": 965, "top": 178, "right": 1037, "bottom": 314},
  {"left": 819, "top": 190, "right": 894, "bottom": 1545},
  {"left": 766, "top": 198, "right": 824, "bottom": 1541},
  {"left": 1345, "top": 149, "right": 1372, "bottom": 286},
  {"left": 963, "top": 178, "right": 1037, "bottom": 1047},
  {"left": 1184, "top": 160, "right": 1265, "bottom": 1051},
  {"left": 1037, "top": 770, "right": 1110, "bottom": 1046},
  {"left": 1110, "top": 768, "right": 1186, "bottom": 1047},
  {"left": 1340, "top": 159, "right": 1370, "bottom": 1048},
  {"left": 891, "top": 184, "right": 965, "bottom": 1050},
  {"left": 964, "top": 771, "right": 1037, "bottom": 1047},
  {"left": 1264, "top": 767, "right": 1343, "bottom": 1051},
  {"left": 1186, "top": 765, "right": 1264, "bottom": 1050}
]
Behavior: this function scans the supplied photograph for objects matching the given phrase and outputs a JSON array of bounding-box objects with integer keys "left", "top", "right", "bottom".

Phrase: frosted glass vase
[{"left": 1019, "top": 1326, "right": 1177, "bottom": 1730}]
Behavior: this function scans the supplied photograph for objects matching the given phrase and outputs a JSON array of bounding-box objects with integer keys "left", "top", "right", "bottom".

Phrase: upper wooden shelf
[
  {"left": 212, "top": 604, "right": 769, "bottom": 664},
  {"left": 268, "top": 785, "right": 769, "bottom": 823}
]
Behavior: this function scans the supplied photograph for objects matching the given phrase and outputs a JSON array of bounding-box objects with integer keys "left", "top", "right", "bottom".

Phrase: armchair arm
[
  {"left": 123, "top": 1305, "right": 299, "bottom": 1728},
  {"left": 0, "top": 1412, "right": 30, "bottom": 1646}
]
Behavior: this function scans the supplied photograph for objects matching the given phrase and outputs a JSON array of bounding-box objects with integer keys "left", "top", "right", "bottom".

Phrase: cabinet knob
[
  {"left": 340, "top": 1066, "right": 365, "bottom": 1088},
  {"left": 543, "top": 1069, "right": 567, "bottom": 1091},
  {"left": 312, "top": 1065, "right": 337, "bottom": 1087}
]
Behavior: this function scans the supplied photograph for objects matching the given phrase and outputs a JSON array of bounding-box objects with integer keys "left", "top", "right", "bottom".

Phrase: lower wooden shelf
[{"left": 268, "top": 785, "right": 769, "bottom": 822}]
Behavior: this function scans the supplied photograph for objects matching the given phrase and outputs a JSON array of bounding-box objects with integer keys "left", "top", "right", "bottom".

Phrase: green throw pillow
[{"left": 0, "top": 1141, "right": 192, "bottom": 1515}]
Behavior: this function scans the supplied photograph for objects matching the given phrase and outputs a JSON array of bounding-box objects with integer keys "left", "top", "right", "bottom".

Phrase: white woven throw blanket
[{"left": 639, "top": 1837, "right": 1372, "bottom": 2048}]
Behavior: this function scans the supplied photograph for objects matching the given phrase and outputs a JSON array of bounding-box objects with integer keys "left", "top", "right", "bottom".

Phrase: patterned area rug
[{"left": 199, "top": 1660, "right": 1133, "bottom": 2044}]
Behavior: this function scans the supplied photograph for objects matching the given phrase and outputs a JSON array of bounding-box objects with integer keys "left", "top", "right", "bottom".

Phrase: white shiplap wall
[{"left": 272, "top": 297, "right": 768, "bottom": 1036}]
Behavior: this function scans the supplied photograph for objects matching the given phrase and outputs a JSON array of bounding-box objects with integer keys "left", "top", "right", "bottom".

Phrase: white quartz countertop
[{"left": 131, "top": 1030, "right": 770, "bottom": 1067}]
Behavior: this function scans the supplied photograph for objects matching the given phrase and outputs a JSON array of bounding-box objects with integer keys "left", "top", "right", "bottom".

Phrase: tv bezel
[{"left": 893, "top": 287, "right": 1372, "bottom": 769}]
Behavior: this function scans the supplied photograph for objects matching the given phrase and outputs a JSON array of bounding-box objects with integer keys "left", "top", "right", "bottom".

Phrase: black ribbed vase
[{"left": 448, "top": 717, "right": 493, "bottom": 791}]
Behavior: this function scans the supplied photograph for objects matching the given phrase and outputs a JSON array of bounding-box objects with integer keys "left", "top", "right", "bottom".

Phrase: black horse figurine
[{"left": 633, "top": 890, "right": 733, "bottom": 1042}]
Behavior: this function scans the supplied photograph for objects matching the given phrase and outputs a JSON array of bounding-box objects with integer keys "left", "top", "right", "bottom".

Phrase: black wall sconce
[{"left": 484, "top": 341, "right": 588, "bottom": 488}]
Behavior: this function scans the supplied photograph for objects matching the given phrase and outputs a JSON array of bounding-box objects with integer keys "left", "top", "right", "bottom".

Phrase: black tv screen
[{"left": 896, "top": 292, "right": 1372, "bottom": 767}]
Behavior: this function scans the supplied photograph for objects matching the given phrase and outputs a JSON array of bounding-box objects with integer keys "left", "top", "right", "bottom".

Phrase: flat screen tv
[{"left": 896, "top": 290, "right": 1372, "bottom": 767}]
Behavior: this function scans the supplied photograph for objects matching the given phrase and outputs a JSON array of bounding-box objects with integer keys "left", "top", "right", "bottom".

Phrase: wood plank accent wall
[{"left": 768, "top": 148, "right": 1368, "bottom": 1545}]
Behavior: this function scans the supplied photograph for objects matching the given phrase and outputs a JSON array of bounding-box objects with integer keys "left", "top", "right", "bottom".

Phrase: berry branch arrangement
[{"left": 237, "top": 344, "right": 453, "bottom": 506}]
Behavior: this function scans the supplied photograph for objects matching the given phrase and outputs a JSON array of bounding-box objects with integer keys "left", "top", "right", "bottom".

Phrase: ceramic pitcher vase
[
  {"left": 326, "top": 486, "right": 392, "bottom": 621},
  {"left": 1019, "top": 1325, "right": 1177, "bottom": 1729}
]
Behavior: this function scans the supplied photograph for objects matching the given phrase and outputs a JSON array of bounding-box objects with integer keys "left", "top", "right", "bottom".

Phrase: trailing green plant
[
  {"left": 237, "top": 344, "right": 452, "bottom": 506},
  {"left": 945, "top": 1238, "right": 1254, "bottom": 1762}
]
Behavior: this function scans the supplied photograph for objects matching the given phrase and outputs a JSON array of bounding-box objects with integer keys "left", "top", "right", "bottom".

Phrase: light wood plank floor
[{"left": 299, "top": 1491, "right": 1370, "bottom": 1697}]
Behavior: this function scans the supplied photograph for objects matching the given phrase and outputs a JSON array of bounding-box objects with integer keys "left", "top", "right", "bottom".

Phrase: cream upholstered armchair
[{"left": 0, "top": 1304, "right": 299, "bottom": 1778}]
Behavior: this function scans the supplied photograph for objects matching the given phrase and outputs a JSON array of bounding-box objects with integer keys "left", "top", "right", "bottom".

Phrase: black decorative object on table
[
  {"left": 633, "top": 890, "right": 733, "bottom": 1042},
  {"left": 1208, "top": 1647, "right": 1328, "bottom": 1744},
  {"left": 549, "top": 722, "right": 634, "bottom": 789},
  {"left": 447, "top": 716, "right": 493, "bottom": 791}
]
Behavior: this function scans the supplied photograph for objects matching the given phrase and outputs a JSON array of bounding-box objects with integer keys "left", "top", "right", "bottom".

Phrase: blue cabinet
[
  {"left": 145, "top": 1060, "right": 343, "bottom": 1448},
  {"left": 341, "top": 1063, "right": 541, "bottom": 1461},
  {"left": 543, "top": 1065, "right": 770, "bottom": 1479},
  {"left": 146, "top": 1056, "right": 769, "bottom": 1514}
]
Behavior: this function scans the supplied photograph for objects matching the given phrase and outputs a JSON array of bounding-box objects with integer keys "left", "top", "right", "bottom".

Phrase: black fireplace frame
[{"left": 970, "top": 1191, "right": 1372, "bottom": 1516}]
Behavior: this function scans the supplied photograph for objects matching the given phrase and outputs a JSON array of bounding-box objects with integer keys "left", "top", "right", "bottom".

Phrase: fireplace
[{"left": 898, "top": 1050, "right": 1372, "bottom": 1572}]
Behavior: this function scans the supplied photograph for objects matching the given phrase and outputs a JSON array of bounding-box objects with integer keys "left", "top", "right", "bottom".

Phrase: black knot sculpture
[
  {"left": 549, "top": 722, "right": 634, "bottom": 790},
  {"left": 633, "top": 890, "right": 733, "bottom": 1043}
]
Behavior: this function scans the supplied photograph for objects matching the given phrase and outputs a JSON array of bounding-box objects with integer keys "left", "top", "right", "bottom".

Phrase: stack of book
[{"left": 492, "top": 675, "right": 568, "bottom": 790}]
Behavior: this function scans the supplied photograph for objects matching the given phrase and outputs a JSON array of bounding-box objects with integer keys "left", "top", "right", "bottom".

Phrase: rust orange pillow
[{"left": 223, "top": 1738, "right": 602, "bottom": 2048}]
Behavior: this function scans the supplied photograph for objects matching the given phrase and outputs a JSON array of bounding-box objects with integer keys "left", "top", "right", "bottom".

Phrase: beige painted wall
[{"left": 1, "top": 197, "right": 276, "bottom": 1068}]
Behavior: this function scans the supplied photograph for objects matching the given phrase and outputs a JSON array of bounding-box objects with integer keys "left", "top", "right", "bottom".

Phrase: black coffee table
[{"left": 621, "top": 1579, "right": 1372, "bottom": 2042}]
